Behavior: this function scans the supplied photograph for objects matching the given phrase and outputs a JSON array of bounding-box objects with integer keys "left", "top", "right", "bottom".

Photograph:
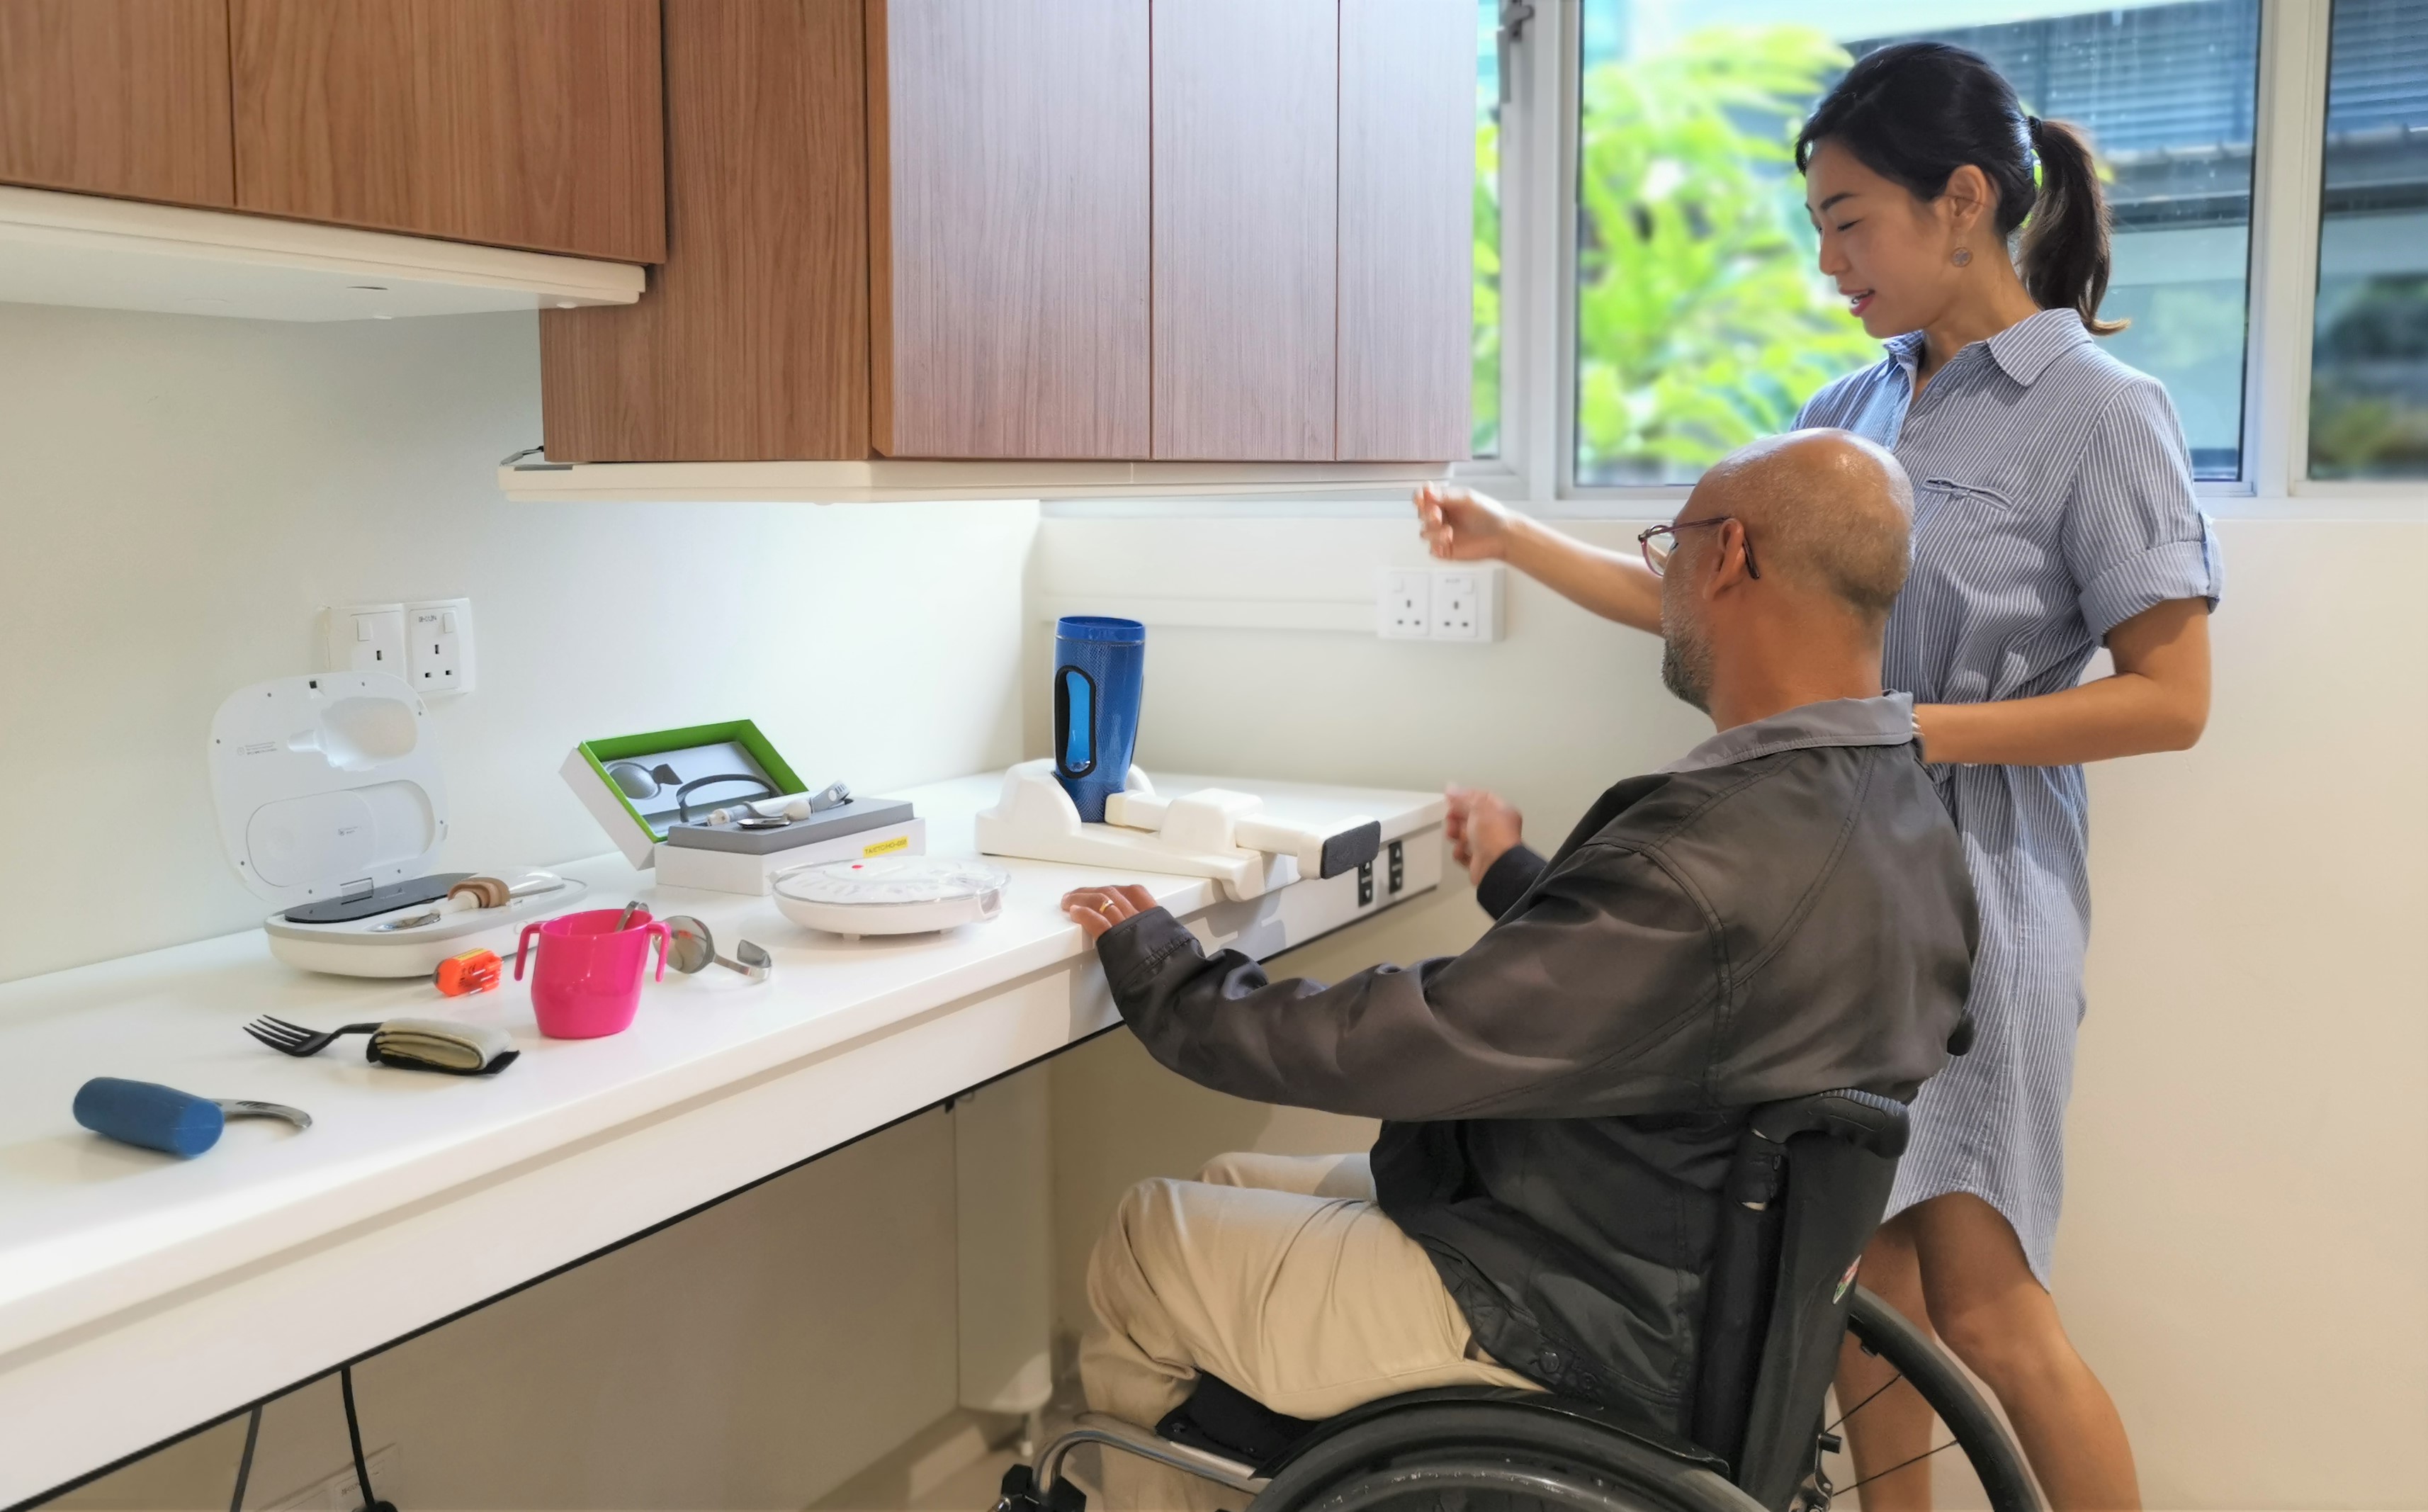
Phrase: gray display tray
[{"left": 660, "top": 798, "right": 915, "bottom": 855}]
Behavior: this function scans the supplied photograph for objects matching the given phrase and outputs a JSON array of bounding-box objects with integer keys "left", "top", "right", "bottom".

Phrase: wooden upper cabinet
[
  {"left": 0, "top": 0, "right": 235, "bottom": 208},
  {"left": 1338, "top": 0, "right": 1474, "bottom": 462},
  {"left": 540, "top": 0, "right": 868, "bottom": 462},
  {"left": 867, "top": 0, "right": 1148, "bottom": 459},
  {"left": 229, "top": 0, "right": 666, "bottom": 262},
  {"left": 1151, "top": 0, "right": 1336, "bottom": 462}
]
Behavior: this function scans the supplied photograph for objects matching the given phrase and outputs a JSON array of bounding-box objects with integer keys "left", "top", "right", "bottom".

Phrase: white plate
[{"left": 772, "top": 857, "right": 1010, "bottom": 937}]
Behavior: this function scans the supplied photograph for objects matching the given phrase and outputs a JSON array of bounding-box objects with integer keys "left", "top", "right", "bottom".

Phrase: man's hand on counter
[{"left": 1062, "top": 884, "right": 1163, "bottom": 941}]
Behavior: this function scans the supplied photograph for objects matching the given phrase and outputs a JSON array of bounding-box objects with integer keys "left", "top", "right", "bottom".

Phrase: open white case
[{"left": 208, "top": 672, "right": 584, "bottom": 976}]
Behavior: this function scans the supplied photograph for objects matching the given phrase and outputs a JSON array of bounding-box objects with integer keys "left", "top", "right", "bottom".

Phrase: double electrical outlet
[
  {"left": 1377, "top": 564, "right": 1504, "bottom": 642},
  {"left": 322, "top": 599, "right": 475, "bottom": 696}
]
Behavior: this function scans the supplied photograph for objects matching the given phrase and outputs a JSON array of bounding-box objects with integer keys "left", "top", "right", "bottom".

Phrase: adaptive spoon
[{"left": 662, "top": 915, "right": 774, "bottom": 983}]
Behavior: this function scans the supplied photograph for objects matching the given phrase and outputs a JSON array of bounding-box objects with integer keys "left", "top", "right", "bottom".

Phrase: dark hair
[{"left": 1794, "top": 41, "right": 2122, "bottom": 336}]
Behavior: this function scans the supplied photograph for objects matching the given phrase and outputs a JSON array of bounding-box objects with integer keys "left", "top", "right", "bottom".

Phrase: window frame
[{"left": 1498, "top": 0, "right": 2427, "bottom": 520}]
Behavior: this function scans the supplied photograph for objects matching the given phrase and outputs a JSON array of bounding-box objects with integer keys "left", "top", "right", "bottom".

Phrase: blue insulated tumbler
[{"left": 1053, "top": 616, "right": 1146, "bottom": 823}]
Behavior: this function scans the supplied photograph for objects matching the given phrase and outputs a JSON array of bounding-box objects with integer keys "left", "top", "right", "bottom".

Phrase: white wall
[
  {"left": 0, "top": 302, "right": 1035, "bottom": 983},
  {"left": 1033, "top": 509, "right": 2428, "bottom": 1511},
  {"left": 1, "top": 302, "right": 1034, "bottom": 1508}
]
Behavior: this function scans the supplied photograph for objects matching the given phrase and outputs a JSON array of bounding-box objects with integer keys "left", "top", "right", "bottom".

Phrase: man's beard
[{"left": 1660, "top": 614, "right": 1713, "bottom": 712}]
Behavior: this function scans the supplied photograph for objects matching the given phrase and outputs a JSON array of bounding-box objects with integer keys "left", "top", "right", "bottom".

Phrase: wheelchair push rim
[
  {"left": 1247, "top": 1398, "right": 1761, "bottom": 1512},
  {"left": 1822, "top": 1286, "right": 2042, "bottom": 1512}
]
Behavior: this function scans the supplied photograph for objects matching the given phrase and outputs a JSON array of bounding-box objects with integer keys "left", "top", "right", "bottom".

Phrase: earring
[{"left": 1952, "top": 247, "right": 1974, "bottom": 267}]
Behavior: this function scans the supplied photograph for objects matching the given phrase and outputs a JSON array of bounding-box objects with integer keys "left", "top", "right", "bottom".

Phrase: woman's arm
[
  {"left": 1416, "top": 485, "right": 1665, "bottom": 635},
  {"left": 1914, "top": 598, "right": 2212, "bottom": 766}
]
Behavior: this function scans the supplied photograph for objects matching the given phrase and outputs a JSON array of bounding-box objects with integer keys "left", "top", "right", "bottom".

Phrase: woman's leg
[
  {"left": 1834, "top": 1211, "right": 1940, "bottom": 1510},
  {"left": 1910, "top": 1193, "right": 2139, "bottom": 1511}
]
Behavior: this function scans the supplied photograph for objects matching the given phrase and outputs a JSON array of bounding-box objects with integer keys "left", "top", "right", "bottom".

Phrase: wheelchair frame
[{"left": 1005, "top": 1088, "right": 2043, "bottom": 1512}]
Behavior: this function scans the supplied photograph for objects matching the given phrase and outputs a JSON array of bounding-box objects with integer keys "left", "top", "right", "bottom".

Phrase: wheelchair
[{"left": 1001, "top": 1088, "right": 2041, "bottom": 1512}]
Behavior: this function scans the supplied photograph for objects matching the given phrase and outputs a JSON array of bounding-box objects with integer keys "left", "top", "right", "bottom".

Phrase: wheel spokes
[
  {"left": 1826, "top": 1370, "right": 1906, "bottom": 1433},
  {"left": 1839, "top": 1438, "right": 1959, "bottom": 1497}
]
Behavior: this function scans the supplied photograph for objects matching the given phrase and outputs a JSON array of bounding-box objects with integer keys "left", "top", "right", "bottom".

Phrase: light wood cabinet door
[
  {"left": 0, "top": 0, "right": 235, "bottom": 208},
  {"left": 1150, "top": 0, "right": 1336, "bottom": 461},
  {"left": 1338, "top": 0, "right": 1474, "bottom": 461},
  {"left": 868, "top": 0, "right": 1148, "bottom": 459},
  {"left": 230, "top": 0, "right": 665, "bottom": 262},
  {"left": 539, "top": 0, "right": 868, "bottom": 461}
]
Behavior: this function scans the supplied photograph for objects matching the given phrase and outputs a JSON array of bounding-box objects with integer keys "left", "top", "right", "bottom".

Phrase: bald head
[{"left": 1684, "top": 429, "right": 1913, "bottom": 625}]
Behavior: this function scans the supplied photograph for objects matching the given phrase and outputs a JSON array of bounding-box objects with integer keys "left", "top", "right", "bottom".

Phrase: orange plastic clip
[{"left": 434, "top": 947, "right": 504, "bottom": 996}]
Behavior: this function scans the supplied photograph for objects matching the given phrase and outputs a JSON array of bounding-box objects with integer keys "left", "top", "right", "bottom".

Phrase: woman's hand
[
  {"left": 1444, "top": 785, "right": 1525, "bottom": 886},
  {"left": 1416, "top": 484, "right": 1518, "bottom": 561},
  {"left": 1062, "top": 884, "right": 1161, "bottom": 942},
  {"left": 1414, "top": 484, "right": 1667, "bottom": 635}
]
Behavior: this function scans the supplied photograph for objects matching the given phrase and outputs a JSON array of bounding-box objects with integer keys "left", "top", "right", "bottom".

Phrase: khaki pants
[{"left": 1080, "top": 1152, "right": 1539, "bottom": 1511}]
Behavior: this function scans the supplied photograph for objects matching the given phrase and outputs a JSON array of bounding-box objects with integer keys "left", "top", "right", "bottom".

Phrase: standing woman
[{"left": 1417, "top": 43, "right": 2218, "bottom": 1511}]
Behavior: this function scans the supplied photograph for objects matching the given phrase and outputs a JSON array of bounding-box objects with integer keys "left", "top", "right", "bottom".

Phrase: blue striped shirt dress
[{"left": 1797, "top": 308, "right": 2225, "bottom": 1282}]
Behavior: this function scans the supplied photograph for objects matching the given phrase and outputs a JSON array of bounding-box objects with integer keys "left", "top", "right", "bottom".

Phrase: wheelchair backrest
[{"left": 1687, "top": 1088, "right": 1909, "bottom": 1509}]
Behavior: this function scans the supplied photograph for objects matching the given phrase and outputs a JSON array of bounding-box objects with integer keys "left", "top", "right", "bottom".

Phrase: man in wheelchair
[{"left": 1060, "top": 431, "right": 1977, "bottom": 1511}]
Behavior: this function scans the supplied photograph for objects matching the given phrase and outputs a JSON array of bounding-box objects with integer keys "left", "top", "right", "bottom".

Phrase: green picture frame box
[{"left": 559, "top": 720, "right": 809, "bottom": 868}]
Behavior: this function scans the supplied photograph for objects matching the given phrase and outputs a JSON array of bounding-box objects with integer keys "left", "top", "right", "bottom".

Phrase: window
[
  {"left": 1568, "top": 0, "right": 2261, "bottom": 487},
  {"left": 2308, "top": 0, "right": 2428, "bottom": 479}
]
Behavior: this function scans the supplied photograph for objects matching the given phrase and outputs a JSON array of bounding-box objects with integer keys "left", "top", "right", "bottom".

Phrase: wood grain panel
[
  {"left": 231, "top": 0, "right": 665, "bottom": 261},
  {"left": 1151, "top": 0, "right": 1336, "bottom": 461},
  {"left": 538, "top": 0, "right": 869, "bottom": 461},
  {"left": 1338, "top": 0, "right": 1472, "bottom": 461},
  {"left": 0, "top": 0, "right": 234, "bottom": 207},
  {"left": 868, "top": 0, "right": 1148, "bottom": 459}
]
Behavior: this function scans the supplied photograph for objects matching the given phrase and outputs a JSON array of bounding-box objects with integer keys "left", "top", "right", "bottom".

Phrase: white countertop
[{"left": 0, "top": 771, "right": 1444, "bottom": 1503}]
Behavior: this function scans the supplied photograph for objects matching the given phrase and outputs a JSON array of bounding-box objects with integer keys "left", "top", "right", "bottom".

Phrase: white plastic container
[
  {"left": 772, "top": 857, "right": 1010, "bottom": 939},
  {"left": 207, "top": 672, "right": 584, "bottom": 976}
]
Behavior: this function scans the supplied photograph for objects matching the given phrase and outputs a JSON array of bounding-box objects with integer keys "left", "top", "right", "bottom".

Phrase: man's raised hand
[{"left": 1444, "top": 786, "right": 1525, "bottom": 886}]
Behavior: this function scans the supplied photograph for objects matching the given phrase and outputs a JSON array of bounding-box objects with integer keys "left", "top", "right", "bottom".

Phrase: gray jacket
[{"left": 1092, "top": 696, "right": 1978, "bottom": 1430}]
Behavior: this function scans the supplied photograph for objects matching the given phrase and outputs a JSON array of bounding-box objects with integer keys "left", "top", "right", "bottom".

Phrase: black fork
[{"left": 244, "top": 1015, "right": 383, "bottom": 1057}]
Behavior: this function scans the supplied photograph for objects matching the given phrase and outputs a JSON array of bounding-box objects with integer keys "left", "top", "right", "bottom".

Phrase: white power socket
[
  {"left": 321, "top": 604, "right": 407, "bottom": 677},
  {"left": 405, "top": 598, "right": 474, "bottom": 697},
  {"left": 1377, "top": 570, "right": 1433, "bottom": 638},
  {"left": 1377, "top": 565, "right": 1503, "bottom": 643},
  {"left": 264, "top": 1441, "right": 401, "bottom": 1511}
]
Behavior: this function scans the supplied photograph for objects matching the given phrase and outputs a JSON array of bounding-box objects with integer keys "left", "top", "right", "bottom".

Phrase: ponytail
[
  {"left": 1796, "top": 43, "right": 2124, "bottom": 337},
  {"left": 2019, "top": 116, "right": 2123, "bottom": 336}
]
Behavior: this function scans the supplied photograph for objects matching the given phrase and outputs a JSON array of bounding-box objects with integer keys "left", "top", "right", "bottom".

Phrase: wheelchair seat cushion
[
  {"left": 1154, "top": 1373, "right": 1321, "bottom": 1469},
  {"left": 1156, "top": 1375, "right": 1727, "bottom": 1480}
]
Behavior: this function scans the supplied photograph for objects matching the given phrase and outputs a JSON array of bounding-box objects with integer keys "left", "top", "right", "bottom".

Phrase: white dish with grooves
[{"left": 772, "top": 856, "right": 1012, "bottom": 938}]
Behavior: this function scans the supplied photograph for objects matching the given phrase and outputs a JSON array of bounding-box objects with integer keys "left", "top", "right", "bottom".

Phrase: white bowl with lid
[{"left": 772, "top": 855, "right": 1011, "bottom": 938}]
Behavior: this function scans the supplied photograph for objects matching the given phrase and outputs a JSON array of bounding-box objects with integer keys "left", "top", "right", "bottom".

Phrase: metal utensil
[
  {"left": 244, "top": 1015, "right": 383, "bottom": 1057},
  {"left": 372, "top": 873, "right": 570, "bottom": 932},
  {"left": 662, "top": 915, "right": 773, "bottom": 983},
  {"left": 614, "top": 898, "right": 646, "bottom": 930}
]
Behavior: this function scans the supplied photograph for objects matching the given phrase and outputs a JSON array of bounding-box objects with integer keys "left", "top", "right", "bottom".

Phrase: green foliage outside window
[
  {"left": 1474, "top": 116, "right": 1502, "bottom": 459},
  {"left": 2310, "top": 275, "right": 2428, "bottom": 478},
  {"left": 1574, "top": 26, "right": 1879, "bottom": 483}
]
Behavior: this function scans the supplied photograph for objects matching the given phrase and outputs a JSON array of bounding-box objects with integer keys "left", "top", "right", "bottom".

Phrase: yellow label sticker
[{"left": 862, "top": 834, "right": 911, "bottom": 857}]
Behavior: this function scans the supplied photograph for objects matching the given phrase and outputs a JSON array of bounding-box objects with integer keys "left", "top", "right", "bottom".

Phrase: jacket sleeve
[
  {"left": 1094, "top": 843, "right": 1721, "bottom": 1122},
  {"left": 1474, "top": 845, "right": 1547, "bottom": 918}
]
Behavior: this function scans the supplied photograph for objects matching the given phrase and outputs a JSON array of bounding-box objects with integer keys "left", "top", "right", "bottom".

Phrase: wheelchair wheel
[
  {"left": 1250, "top": 1398, "right": 1762, "bottom": 1512},
  {"left": 1831, "top": 1287, "right": 2041, "bottom": 1512}
]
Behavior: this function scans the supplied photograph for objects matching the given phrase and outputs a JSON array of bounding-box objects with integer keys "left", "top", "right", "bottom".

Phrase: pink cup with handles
[{"left": 516, "top": 908, "right": 668, "bottom": 1039}]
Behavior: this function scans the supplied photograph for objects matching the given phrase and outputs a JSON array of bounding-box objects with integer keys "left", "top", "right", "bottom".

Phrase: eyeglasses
[{"left": 1637, "top": 517, "right": 1759, "bottom": 580}]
